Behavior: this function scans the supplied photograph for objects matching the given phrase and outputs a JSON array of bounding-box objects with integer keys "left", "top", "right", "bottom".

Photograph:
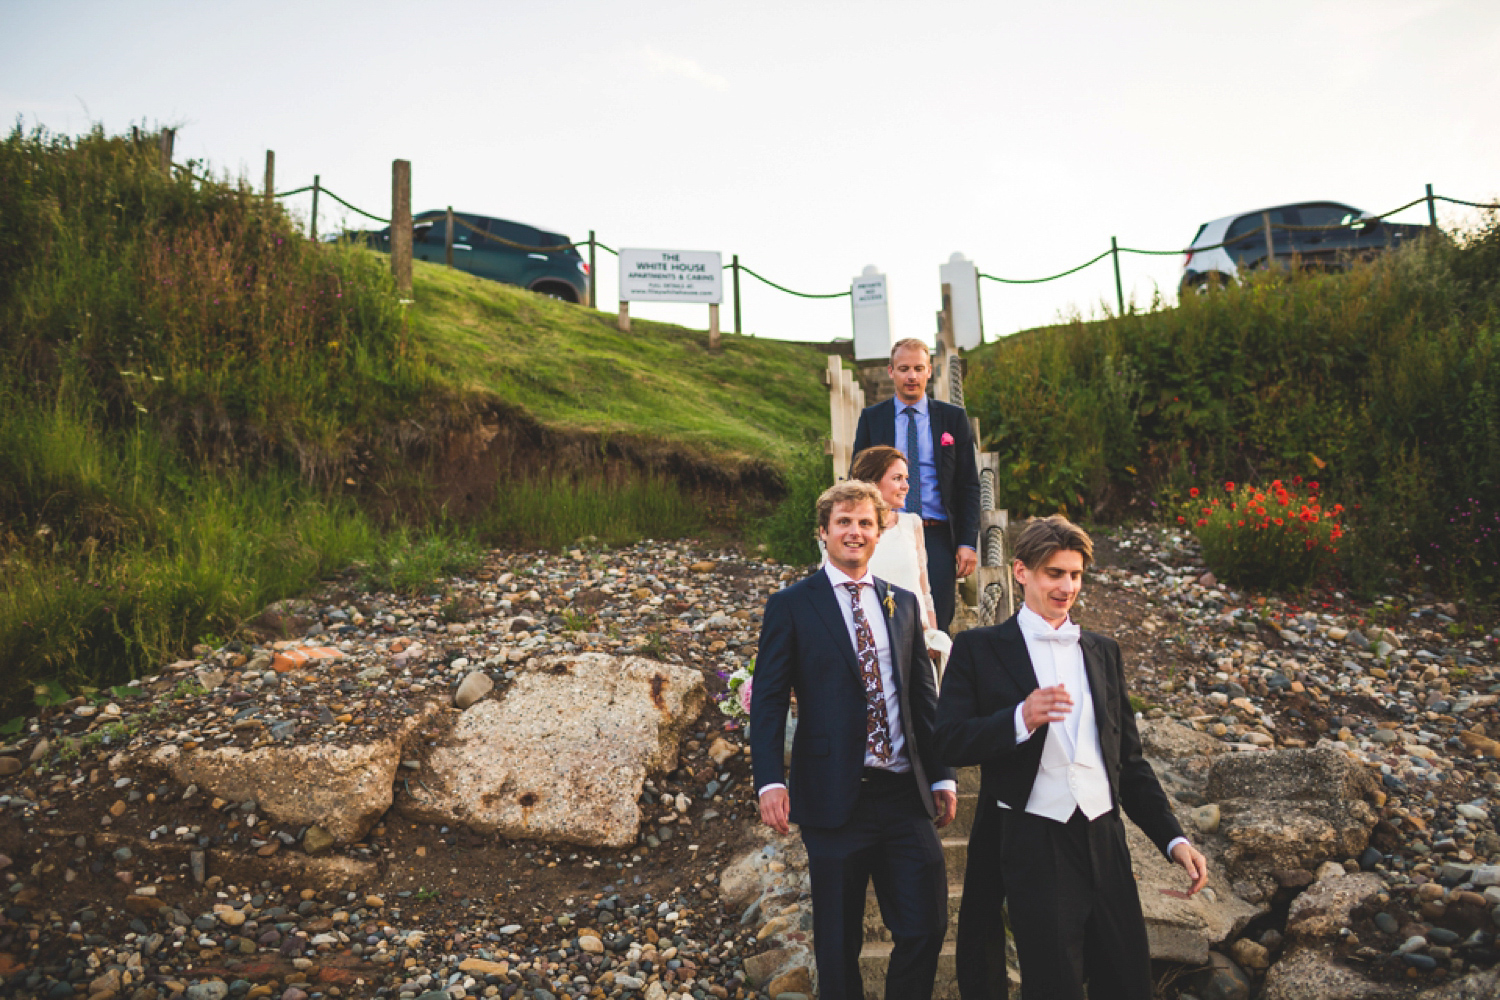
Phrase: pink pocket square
[{"left": 940, "top": 432, "right": 955, "bottom": 446}]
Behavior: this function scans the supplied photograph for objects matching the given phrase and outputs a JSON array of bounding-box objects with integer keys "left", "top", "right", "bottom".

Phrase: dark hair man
[{"left": 935, "top": 515, "right": 1208, "bottom": 1000}]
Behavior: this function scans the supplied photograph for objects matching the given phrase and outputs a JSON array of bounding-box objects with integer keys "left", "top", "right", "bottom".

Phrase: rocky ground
[{"left": 0, "top": 526, "right": 1498, "bottom": 1000}]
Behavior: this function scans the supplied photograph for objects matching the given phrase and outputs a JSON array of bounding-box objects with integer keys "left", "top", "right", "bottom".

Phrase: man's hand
[
  {"left": 758, "top": 787, "right": 790, "bottom": 835},
  {"left": 1022, "top": 684, "right": 1073, "bottom": 732},
  {"left": 955, "top": 547, "right": 978, "bottom": 579},
  {"left": 1170, "top": 841, "right": 1210, "bottom": 895},
  {"left": 933, "top": 789, "right": 958, "bottom": 829}
]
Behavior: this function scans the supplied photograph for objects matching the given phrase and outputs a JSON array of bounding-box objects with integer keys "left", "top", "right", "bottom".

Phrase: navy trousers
[
  {"left": 924, "top": 522, "right": 957, "bottom": 632},
  {"left": 800, "top": 770, "right": 948, "bottom": 1000}
]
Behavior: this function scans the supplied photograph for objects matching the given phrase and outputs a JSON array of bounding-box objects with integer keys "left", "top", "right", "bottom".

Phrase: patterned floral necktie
[{"left": 844, "top": 582, "right": 894, "bottom": 761}]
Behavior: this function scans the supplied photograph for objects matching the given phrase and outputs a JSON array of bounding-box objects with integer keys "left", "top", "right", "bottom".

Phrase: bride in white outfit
[{"left": 834, "top": 445, "right": 954, "bottom": 677}]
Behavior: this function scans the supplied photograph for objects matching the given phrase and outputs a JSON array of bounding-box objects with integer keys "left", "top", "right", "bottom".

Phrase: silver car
[{"left": 1180, "top": 201, "right": 1429, "bottom": 293}]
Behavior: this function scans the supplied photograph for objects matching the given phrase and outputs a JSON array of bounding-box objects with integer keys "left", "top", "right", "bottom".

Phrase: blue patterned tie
[{"left": 903, "top": 406, "right": 923, "bottom": 515}]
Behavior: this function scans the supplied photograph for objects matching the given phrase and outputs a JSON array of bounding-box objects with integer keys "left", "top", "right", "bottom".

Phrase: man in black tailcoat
[{"left": 936, "top": 515, "right": 1209, "bottom": 1000}]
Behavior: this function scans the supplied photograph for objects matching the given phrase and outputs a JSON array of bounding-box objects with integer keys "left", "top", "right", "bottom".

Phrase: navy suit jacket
[
  {"left": 852, "top": 396, "right": 981, "bottom": 552},
  {"left": 751, "top": 570, "right": 955, "bottom": 829},
  {"left": 933, "top": 614, "right": 1185, "bottom": 857}
]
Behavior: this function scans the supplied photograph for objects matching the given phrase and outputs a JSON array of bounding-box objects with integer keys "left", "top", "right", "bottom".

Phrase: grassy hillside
[
  {"left": 407, "top": 264, "right": 828, "bottom": 465},
  {"left": 0, "top": 124, "right": 832, "bottom": 720},
  {"left": 963, "top": 216, "right": 1500, "bottom": 595}
]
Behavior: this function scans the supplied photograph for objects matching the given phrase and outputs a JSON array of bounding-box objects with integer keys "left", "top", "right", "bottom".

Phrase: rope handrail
[
  {"left": 319, "top": 187, "right": 388, "bottom": 224},
  {"left": 981, "top": 248, "right": 1114, "bottom": 284},
  {"left": 450, "top": 214, "right": 578, "bottom": 253},
  {"left": 734, "top": 264, "right": 851, "bottom": 299}
]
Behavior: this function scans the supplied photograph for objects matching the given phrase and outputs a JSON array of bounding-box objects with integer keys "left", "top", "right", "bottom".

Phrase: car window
[
  {"left": 486, "top": 219, "right": 539, "bottom": 248},
  {"left": 1297, "top": 203, "right": 1359, "bottom": 229},
  {"left": 537, "top": 230, "right": 570, "bottom": 251},
  {"left": 1225, "top": 208, "right": 1291, "bottom": 247},
  {"left": 416, "top": 219, "right": 445, "bottom": 245}
]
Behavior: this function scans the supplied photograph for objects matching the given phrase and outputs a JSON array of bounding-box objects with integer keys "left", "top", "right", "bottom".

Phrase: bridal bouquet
[{"left": 717, "top": 659, "right": 755, "bottom": 720}]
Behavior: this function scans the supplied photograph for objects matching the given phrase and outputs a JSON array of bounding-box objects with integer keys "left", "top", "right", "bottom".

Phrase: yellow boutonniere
[{"left": 882, "top": 591, "right": 896, "bottom": 619}]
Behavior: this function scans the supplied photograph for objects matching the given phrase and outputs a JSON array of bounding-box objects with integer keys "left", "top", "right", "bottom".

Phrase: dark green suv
[{"left": 364, "top": 210, "right": 589, "bottom": 303}]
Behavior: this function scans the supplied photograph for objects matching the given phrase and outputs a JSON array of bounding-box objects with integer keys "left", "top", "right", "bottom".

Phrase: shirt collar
[
  {"left": 824, "top": 561, "right": 872, "bottom": 589},
  {"left": 894, "top": 394, "right": 929, "bottom": 417},
  {"left": 1018, "top": 604, "right": 1072, "bottom": 635}
]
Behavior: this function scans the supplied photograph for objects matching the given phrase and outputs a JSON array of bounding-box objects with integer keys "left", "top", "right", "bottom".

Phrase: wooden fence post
[
  {"left": 1426, "top": 183, "right": 1438, "bottom": 229},
  {"left": 446, "top": 206, "right": 455, "bottom": 267},
  {"left": 1262, "top": 211, "right": 1275, "bottom": 270},
  {"left": 309, "top": 175, "right": 320, "bottom": 241},
  {"left": 709, "top": 304, "right": 721, "bottom": 350},
  {"left": 263, "top": 150, "right": 275, "bottom": 209},
  {"left": 158, "top": 128, "right": 175, "bottom": 173},
  {"left": 588, "top": 230, "right": 597, "bottom": 308},
  {"left": 391, "top": 159, "right": 412, "bottom": 293},
  {"left": 618, "top": 300, "right": 630, "bottom": 332}
]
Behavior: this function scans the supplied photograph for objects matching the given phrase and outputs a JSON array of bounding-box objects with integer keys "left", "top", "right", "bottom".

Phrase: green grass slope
[
  {"left": 406, "top": 263, "right": 829, "bottom": 466},
  {"left": 0, "top": 124, "right": 836, "bottom": 720}
]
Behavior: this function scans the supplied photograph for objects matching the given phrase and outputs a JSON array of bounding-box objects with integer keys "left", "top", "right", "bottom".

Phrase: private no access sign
[{"left": 619, "top": 249, "right": 723, "bottom": 303}]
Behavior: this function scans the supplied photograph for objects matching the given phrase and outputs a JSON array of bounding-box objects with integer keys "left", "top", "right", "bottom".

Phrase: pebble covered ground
[
  {"left": 2, "top": 526, "right": 1499, "bottom": 998},
  {"left": 1081, "top": 526, "right": 1500, "bottom": 990}
]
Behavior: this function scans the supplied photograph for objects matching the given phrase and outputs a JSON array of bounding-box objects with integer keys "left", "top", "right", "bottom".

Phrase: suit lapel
[
  {"left": 874, "top": 577, "right": 905, "bottom": 696},
  {"left": 880, "top": 398, "right": 897, "bottom": 446},
  {"left": 994, "top": 615, "right": 1040, "bottom": 694},
  {"left": 809, "top": 571, "right": 861, "bottom": 681}
]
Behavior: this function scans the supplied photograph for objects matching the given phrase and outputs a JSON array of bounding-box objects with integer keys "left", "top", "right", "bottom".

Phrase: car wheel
[
  {"left": 531, "top": 282, "right": 579, "bottom": 304},
  {"left": 1187, "top": 272, "right": 1230, "bottom": 295}
]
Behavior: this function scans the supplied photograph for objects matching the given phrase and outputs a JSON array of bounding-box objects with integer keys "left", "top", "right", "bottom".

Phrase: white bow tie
[{"left": 1028, "top": 623, "right": 1081, "bottom": 646}]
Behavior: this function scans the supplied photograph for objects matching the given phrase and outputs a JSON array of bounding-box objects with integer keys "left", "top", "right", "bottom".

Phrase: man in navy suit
[
  {"left": 936, "top": 516, "right": 1208, "bottom": 1000},
  {"left": 752, "top": 480, "right": 958, "bottom": 1000},
  {"left": 853, "top": 337, "right": 981, "bottom": 632}
]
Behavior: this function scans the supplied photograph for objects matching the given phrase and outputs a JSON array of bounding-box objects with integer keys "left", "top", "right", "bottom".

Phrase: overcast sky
[{"left": 4, "top": 0, "right": 1496, "bottom": 348}]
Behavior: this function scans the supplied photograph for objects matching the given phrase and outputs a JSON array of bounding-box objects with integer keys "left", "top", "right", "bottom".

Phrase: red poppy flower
[
  {"left": 1189, "top": 487, "right": 1200, "bottom": 498},
  {"left": 1225, "top": 481, "right": 1236, "bottom": 492},
  {"left": 1177, "top": 516, "right": 1186, "bottom": 524}
]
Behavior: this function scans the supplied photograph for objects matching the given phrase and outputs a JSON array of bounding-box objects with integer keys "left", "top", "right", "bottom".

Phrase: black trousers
[
  {"left": 800, "top": 770, "right": 948, "bottom": 1000},
  {"left": 1000, "top": 809, "right": 1152, "bottom": 1000},
  {"left": 924, "top": 522, "right": 957, "bottom": 632},
  {"left": 956, "top": 797, "right": 1010, "bottom": 1000}
]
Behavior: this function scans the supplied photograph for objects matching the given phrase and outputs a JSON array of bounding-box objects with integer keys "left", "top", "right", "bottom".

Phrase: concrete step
[
  {"left": 958, "top": 766, "right": 982, "bottom": 795},
  {"left": 863, "top": 886, "right": 964, "bottom": 941},
  {"left": 857, "top": 941, "right": 1020, "bottom": 1000}
]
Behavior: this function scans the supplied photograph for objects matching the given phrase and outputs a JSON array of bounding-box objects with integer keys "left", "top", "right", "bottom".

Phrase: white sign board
[
  {"left": 851, "top": 265, "right": 892, "bottom": 361},
  {"left": 940, "top": 252, "right": 984, "bottom": 350},
  {"left": 619, "top": 249, "right": 723, "bottom": 303}
]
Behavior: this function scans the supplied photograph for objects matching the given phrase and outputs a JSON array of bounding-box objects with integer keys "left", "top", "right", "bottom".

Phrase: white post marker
[
  {"left": 619, "top": 249, "right": 723, "bottom": 338},
  {"left": 940, "top": 252, "right": 984, "bottom": 350},
  {"left": 851, "top": 265, "right": 892, "bottom": 362}
]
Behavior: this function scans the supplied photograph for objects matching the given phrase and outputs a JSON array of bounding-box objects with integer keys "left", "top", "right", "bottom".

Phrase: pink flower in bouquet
[{"left": 738, "top": 677, "right": 754, "bottom": 716}]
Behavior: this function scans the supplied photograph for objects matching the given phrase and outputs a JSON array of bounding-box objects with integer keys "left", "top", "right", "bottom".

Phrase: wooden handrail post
[
  {"left": 263, "top": 150, "right": 275, "bottom": 209},
  {"left": 391, "top": 159, "right": 412, "bottom": 293},
  {"left": 1262, "top": 211, "right": 1274, "bottom": 271},
  {"left": 158, "top": 128, "right": 175, "bottom": 173}
]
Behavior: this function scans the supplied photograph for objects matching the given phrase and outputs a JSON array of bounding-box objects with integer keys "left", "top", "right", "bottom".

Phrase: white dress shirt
[
  {"left": 759, "top": 563, "right": 956, "bottom": 796},
  {"left": 1004, "top": 607, "right": 1189, "bottom": 856}
]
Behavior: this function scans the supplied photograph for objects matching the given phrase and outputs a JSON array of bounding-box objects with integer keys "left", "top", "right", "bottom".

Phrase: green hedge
[{"left": 965, "top": 218, "right": 1500, "bottom": 594}]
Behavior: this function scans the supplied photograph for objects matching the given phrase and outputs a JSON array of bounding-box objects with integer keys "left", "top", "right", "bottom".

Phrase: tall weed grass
[{"left": 966, "top": 216, "right": 1500, "bottom": 595}]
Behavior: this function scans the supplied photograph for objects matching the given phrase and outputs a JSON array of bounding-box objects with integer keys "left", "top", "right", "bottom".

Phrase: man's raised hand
[
  {"left": 758, "top": 787, "right": 791, "bottom": 835},
  {"left": 1022, "top": 684, "right": 1073, "bottom": 732}
]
